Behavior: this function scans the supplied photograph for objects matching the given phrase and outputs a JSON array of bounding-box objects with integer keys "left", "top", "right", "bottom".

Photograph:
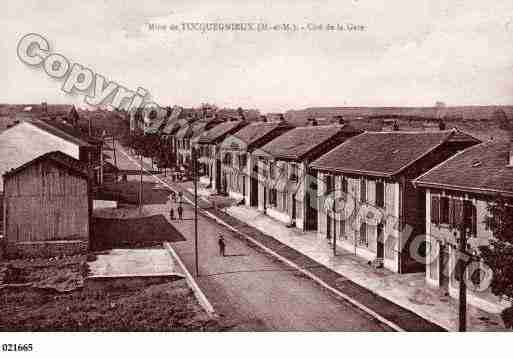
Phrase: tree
[{"left": 480, "top": 195, "right": 513, "bottom": 327}]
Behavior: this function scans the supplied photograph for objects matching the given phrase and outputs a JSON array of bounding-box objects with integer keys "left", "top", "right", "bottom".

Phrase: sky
[{"left": 1, "top": 0, "right": 513, "bottom": 113}]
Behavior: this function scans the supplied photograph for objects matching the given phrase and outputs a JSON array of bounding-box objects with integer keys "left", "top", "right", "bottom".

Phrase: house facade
[
  {"left": 311, "top": 130, "right": 480, "bottom": 273},
  {"left": 197, "top": 120, "right": 248, "bottom": 193},
  {"left": 2, "top": 151, "right": 91, "bottom": 259},
  {"left": 0, "top": 119, "right": 100, "bottom": 190},
  {"left": 414, "top": 141, "right": 513, "bottom": 313},
  {"left": 219, "top": 121, "right": 293, "bottom": 205},
  {"left": 253, "top": 125, "right": 362, "bottom": 231}
]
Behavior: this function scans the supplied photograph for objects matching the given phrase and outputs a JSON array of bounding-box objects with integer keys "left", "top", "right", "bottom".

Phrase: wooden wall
[{"left": 4, "top": 160, "right": 89, "bottom": 244}]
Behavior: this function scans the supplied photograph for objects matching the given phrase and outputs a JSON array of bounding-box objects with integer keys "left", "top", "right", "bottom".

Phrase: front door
[
  {"left": 251, "top": 177, "right": 258, "bottom": 207},
  {"left": 326, "top": 213, "right": 331, "bottom": 239},
  {"left": 439, "top": 245, "right": 450, "bottom": 290},
  {"left": 263, "top": 187, "right": 267, "bottom": 213},
  {"left": 377, "top": 222, "right": 384, "bottom": 262},
  {"left": 292, "top": 194, "right": 296, "bottom": 220}
]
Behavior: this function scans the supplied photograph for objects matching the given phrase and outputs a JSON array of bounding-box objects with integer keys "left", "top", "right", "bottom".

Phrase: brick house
[
  {"left": 253, "top": 124, "right": 362, "bottom": 231},
  {"left": 414, "top": 140, "right": 513, "bottom": 313},
  {"left": 197, "top": 120, "right": 248, "bottom": 193},
  {"left": 2, "top": 151, "right": 91, "bottom": 259},
  {"left": 310, "top": 130, "right": 480, "bottom": 273},
  {"left": 218, "top": 121, "right": 293, "bottom": 205}
]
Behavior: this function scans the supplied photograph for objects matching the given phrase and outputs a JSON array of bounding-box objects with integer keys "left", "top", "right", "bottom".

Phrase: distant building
[
  {"left": 414, "top": 140, "right": 513, "bottom": 313},
  {"left": 2, "top": 151, "right": 91, "bottom": 259},
  {"left": 311, "top": 130, "right": 480, "bottom": 273},
  {"left": 253, "top": 124, "right": 362, "bottom": 231},
  {"left": 197, "top": 120, "right": 248, "bottom": 192},
  {"left": 219, "top": 121, "right": 293, "bottom": 205}
]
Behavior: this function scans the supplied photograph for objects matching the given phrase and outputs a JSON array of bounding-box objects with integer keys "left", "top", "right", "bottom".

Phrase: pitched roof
[
  {"left": 414, "top": 141, "right": 513, "bottom": 196},
  {"left": 3, "top": 151, "right": 89, "bottom": 180},
  {"left": 198, "top": 121, "right": 247, "bottom": 144},
  {"left": 175, "top": 123, "right": 193, "bottom": 139},
  {"left": 161, "top": 120, "right": 180, "bottom": 135},
  {"left": 229, "top": 122, "right": 292, "bottom": 148},
  {"left": 255, "top": 125, "right": 360, "bottom": 161},
  {"left": 27, "top": 119, "right": 96, "bottom": 147},
  {"left": 310, "top": 130, "right": 480, "bottom": 177}
]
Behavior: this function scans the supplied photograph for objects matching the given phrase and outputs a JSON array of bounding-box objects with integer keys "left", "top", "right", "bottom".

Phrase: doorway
[
  {"left": 439, "top": 245, "right": 450, "bottom": 290},
  {"left": 251, "top": 177, "right": 258, "bottom": 207},
  {"left": 292, "top": 194, "right": 296, "bottom": 221},
  {"left": 377, "top": 222, "right": 384, "bottom": 262}
]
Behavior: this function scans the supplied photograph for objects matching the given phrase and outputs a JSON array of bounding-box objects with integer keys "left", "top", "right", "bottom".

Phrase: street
[{"left": 115, "top": 144, "right": 391, "bottom": 331}]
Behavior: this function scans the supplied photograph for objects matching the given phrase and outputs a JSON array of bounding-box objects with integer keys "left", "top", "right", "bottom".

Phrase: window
[
  {"left": 340, "top": 217, "right": 346, "bottom": 237},
  {"left": 360, "top": 178, "right": 367, "bottom": 203},
  {"left": 440, "top": 196, "right": 450, "bottom": 224},
  {"left": 431, "top": 196, "right": 440, "bottom": 224},
  {"left": 341, "top": 177, "right": 348, "bottom": 193},
  {"left": 269, "top": 188, "right": 277, "bottom": 206},
  {"left": 260, "top": 161, "right": 268, "bottom": 177},
  {"left": 360, "top": 222, "right": 368, "bottom": 246},
  {"left": 375, "top": 181, "right": 385, "bottom": 208},
  {"left": 279, "top": 163, "right": 288, "bottom": 180},
  {"left": 290, "top": 164, "right": 298, "bottom": 182},
  {"left": 270, "top": 163, "right": 276, "bottom": 179},
  {"left": 282, "top": 191, "right": 288, "bottom": 211},
  {"left": 463, "top": 200, "right": 477, "bottom": 236},
  {"left": 238, "top": 154, "right": 247, "bottom": 170},
  {"left": 325, "top": 175, "right": 333, "bottom": 195},
  {"left": 223, "top": 153, "right": 232, "bottom": 165}
]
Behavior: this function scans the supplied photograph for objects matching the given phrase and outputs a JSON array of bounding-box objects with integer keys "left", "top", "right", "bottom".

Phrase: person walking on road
[
  {"left": 169, "top": 207, "right": 175, "bottom": 220},
  {"left": 218, "top": 233, "right": 226, "bottom": 257},
  {"left": 177, "top": 204, "right": 183, "bottom": 220}
]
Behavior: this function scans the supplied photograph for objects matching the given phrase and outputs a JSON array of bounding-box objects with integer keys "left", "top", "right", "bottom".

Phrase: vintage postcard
[{"left": 1, "top": 0, "right": 512, "bottom": 357}]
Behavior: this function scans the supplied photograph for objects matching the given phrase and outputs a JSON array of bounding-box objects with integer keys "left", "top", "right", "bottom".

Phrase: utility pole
[
  {"left": 457, "top": 224, "right": 468, "bottom": 332},
  {"left": 193, "top": 147, "right": 199, "bottom": 277},
  {"left": 139, "top": 153, "right": 143, "bottom": 215}
]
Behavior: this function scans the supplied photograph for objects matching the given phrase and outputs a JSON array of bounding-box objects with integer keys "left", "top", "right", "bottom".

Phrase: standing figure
[
  {"left": 169, "top": 207, "right": 175, "bottom": 220},
  {"left": 177, "top": 204, "right": 183, "bottom": 220},
  {"left": 218, "top": 233, "right": 226, "bottom": 257}
]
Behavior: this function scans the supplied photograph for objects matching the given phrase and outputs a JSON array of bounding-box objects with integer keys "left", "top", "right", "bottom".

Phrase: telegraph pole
[
  {"left": 457, "top": 225, "right": 468, "bottom": 332},
  {"left": 193, "top": 147, "right": 199, "bottom": 277}
]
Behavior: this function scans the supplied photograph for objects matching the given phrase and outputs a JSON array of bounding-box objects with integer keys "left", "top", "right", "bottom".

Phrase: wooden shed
[{"left": 2, "top": 151, "right": 91, "bottom": 259}]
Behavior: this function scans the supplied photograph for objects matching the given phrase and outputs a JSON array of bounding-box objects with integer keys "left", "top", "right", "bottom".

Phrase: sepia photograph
[{"left": 1, "top": 0, "right": 513, "bottom": 356}]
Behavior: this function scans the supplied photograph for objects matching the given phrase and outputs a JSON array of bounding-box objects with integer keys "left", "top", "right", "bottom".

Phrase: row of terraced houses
[{"left": 142, "top": 106, "right": 513, "bottom": 314}]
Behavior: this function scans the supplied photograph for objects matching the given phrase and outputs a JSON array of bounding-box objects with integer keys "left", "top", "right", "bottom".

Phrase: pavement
[
  {"left": 113, "top": 144, "right": 393, "bottom": 331},
  {"left": 88, "top": 248, "right": 184, "bottom": 279},
  {"left": 224, "top": 205, "right": 507, "bottom": 331},
  {"left": 168, "top": 178, "right": 507, "bottom": 332},
  {"left": 113, "top": 144, "right": 511, "bottom": 331}
]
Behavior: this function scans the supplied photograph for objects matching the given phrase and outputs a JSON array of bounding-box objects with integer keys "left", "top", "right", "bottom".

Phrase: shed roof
[{"left": 3, "top": 151, "right": 89, "bottom": 180}]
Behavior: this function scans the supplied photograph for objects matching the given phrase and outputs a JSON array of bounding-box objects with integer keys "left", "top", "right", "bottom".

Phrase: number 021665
[{"left": 2, "top": 344, "right": 33, "bottom": 352}]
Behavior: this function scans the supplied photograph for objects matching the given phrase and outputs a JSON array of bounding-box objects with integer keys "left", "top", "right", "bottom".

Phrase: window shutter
[
  {"left": 431, "top": 196, "right": 440, "bottom": 224},
  {"left": 449, "top": 199, "right": 455, "bottom": 227},
  {"left": 471, "top": 204, "right": 477, "bottom": 236},
  {"left": 454, "top": 199, "right": 464, "bottom": 227},
  {"left": 360, "top": 178, "right": 366, "bottom": 202}
]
